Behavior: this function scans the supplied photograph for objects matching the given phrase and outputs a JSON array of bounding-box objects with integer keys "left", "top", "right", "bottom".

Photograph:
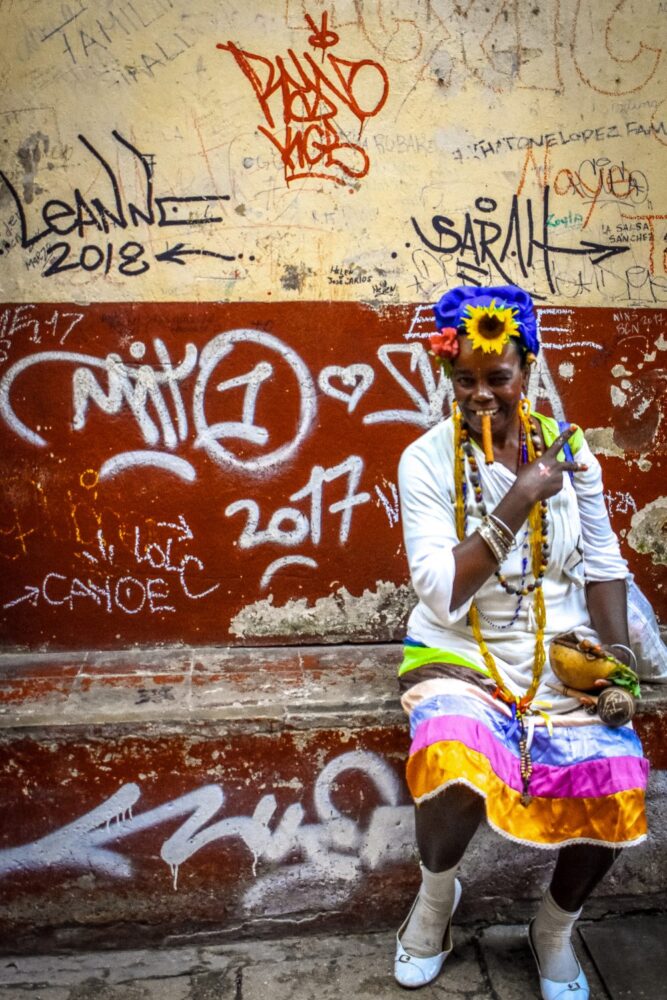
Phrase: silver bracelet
[
  {"left": 485, "top": 516, "right": 512, "bottom": 559},
  {"left": 488, "top": 512, "right": 515, "bottom": 546},
  {"left": 476, "top": 521, "right": 503, "bottom": 562},
  {"left": 609, "top": 643, "right": 638, "bottom": 671},
  {"left": 476, "top": 519, "right": 510, "bottom": 563}
]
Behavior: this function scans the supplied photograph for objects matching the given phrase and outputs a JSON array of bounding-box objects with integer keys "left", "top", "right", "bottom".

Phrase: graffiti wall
[
  {"left": 3, "top": 1, "right": 667, "bottom": 304},
  {"left": 1, "top": 3, "right": 666, "bottom": 945},
  {"left": 1, "top": 1, "right": 666, "bottom": 650},
  {"left": 0, "top": 302, "right": 664, "bottom": 648},
  {"left": 0, "top": 720, "right": 418, "bottom": 940}
]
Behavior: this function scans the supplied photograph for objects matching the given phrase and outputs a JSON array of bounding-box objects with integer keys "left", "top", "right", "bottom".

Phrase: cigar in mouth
[{"left": 481, "top": 412, "right": 494, "bottom": 464}]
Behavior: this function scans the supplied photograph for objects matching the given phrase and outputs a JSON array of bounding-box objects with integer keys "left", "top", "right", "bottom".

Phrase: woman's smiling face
[{"left": 450, "top": 335, "right": 525, "bottom": 439}]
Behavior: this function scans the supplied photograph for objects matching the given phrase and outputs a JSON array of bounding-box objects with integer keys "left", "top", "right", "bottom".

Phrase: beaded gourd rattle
[{"left": 548, "top": 633, "right": 640, "bottom": 727}]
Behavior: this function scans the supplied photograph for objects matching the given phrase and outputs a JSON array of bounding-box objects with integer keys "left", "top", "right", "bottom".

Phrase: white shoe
[
  {"left": 394, "top": 878, "right": 462, "bottom": 989},
  {"left": 528, "top": 918, "right": 590, "bottom": 999}
]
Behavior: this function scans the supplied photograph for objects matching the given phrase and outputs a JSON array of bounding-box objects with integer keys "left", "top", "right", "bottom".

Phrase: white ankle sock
[
  {"left": 532, "top": 889, "right": 581, "bottom": 981},
  {"left": 400, "top": 863, "right": 459, "bottom": 958}
]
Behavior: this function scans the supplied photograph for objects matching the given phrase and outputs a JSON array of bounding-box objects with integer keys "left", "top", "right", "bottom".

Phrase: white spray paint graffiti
[
  {"left": 100, "top": 451, "right": 196, "bottom": 482},
  {"left": 525, "top": 307, "right": 606, "bottom": 420},
  {"left": 363, "top": 343, "right": 450, "bottom": 427},
  {"left": 0, "top": 308, "right": 599, "bottom": 617},
  {"left": 259, "top": 555, "right": 318, "bottom": 589},
  {"left": 318, "top": 364, "right": 375, "bottom": 412},
  {"left": 403, "top": 303, "right": 436, "bottom": 342},
  {"left": 3, "top": 515, "right": 219, "bottom": 614},
  {"left": 0, "top": 305, "right": 85, "bottom": 362},
  {"left": 73, "top": 339, "right": 198, "bottom": 451},
  {"left": 0, "top": 325, "right": 448, "bottom": 609},
  {"left": 289, "top": 455, "right": 370, "bottom": 545},
  {"left": 192, "top": 329, "right": 318, "bottom": 473},
  {"left": 230, "top": 454, "right": 371, "bottom": 547},
  {"left": 223, "top": 454, "right": 372, "bottom": 585},
  {"left": 605, "top": 489, "right": 638, "bottom": 515},
  {"left": 0, "top": 328, "right": 450, "bottom": 481},
  {"left": 375, "top": 482, "right": 400, "bottom": 527},
  {"left": 0, "top": 751, "right": 415, "bottom": 901}
]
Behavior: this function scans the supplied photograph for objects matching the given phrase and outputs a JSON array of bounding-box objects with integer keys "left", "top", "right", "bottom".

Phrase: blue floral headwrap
[{"left": 431, "top": 285, "right": 539, "bottom": 363}]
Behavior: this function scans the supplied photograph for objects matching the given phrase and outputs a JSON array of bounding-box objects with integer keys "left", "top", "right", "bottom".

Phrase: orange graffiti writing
[
  {"left": 622, "top": 213, "right": 667, "bottom": 274},
  {"left": 217, "top": 13, "right": 389, "bottom": 187}
]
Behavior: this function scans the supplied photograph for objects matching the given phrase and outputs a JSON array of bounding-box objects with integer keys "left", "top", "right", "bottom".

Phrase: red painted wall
[{"left": 1, "top": 301, "right": 665, "bottom": 650}]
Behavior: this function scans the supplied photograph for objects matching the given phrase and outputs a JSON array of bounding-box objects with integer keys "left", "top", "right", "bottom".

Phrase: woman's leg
[
  {"left": 532, "top": 844, "right": 621, "bottom": 982},
  {"left": 549, "top": 843, "right": 621, "bottom": 911},
  {"left": 400, "top": 784, "right": 485, "bottom": 957},
  {"left": 415, "top": 782, "right": 486, "bottom": 872}
]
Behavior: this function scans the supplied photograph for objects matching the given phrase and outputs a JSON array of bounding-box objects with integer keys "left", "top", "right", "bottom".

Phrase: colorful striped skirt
[{"left": 405, "top": 681, "right": 649, "bottom": 849}]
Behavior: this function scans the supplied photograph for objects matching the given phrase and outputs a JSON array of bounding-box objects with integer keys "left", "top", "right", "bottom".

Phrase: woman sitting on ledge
[{"left": 395, "top": 284, "right": 647, "bottom": 999}]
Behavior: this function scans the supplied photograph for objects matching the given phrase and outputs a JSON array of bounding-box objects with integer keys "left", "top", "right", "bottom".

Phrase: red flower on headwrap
[{"left": 429, "top": 327, "right": 459, "bottom": 362}]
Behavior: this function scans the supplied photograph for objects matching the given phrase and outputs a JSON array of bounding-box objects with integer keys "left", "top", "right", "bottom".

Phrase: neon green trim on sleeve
[
  {"left": 398, "top": 645, "right": 491, "bottom": 678},
  {"left": 533, "top": 412, "right": 585, "bottom": 457}
]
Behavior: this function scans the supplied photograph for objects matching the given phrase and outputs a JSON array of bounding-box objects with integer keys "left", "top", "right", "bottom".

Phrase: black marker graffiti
[
  {"left": 0, "top": 131, "right": 239, "bottom": 279},
  {"left": 410, "top": 187, "right": 631, "bottom": 299}
]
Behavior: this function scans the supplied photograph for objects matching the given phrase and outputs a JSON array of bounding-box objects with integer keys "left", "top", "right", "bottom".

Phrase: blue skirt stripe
[{"left": 409, "top": 693, "right": 645, "bottom": 767}]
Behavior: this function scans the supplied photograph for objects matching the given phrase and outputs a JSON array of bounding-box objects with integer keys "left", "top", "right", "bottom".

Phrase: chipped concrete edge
[{"left": 228, "top": 580, "right": 417, "bottom": 640}]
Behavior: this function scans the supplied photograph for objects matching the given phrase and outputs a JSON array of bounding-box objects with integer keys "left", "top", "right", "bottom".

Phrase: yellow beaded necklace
[{"left": 452, "top": 399, "right": 547, "bottom": 715}]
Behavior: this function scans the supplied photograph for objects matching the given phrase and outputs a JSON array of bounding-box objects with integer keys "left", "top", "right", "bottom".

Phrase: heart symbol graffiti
[{"left": 318, "top": 365, "right": 375, "bottom": 413}]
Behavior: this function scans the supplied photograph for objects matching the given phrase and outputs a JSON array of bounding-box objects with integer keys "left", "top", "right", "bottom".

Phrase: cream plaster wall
[{"left": 0, "top": 0, "right": 666, "bottom": 304}]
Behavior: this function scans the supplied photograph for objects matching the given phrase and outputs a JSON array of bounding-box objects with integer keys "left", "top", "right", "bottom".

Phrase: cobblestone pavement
[{"left": 1, "top": 914, "right": 665, "bottom": 999}]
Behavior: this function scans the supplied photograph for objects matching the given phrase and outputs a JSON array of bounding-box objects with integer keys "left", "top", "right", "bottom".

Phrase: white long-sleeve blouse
[{"left": 398, "top": 415, "right": 628, "bottom": 712}]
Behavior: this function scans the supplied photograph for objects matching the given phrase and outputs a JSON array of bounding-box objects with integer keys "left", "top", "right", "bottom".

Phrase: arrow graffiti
[
  {"left": 155, "top": 243, "right": 236, "bottom": 265},
  {"left": 2, "top": 585, "right": 40, "bottom": 609},
  {"left": 530, "top": 237, "right": 630, "bottom": 266},
  {"left": 157, "top": 514, "right": 193, "bottom": 543},
  {"left": 0, "top": 751, "right": 414, "bottom": 894},
  {"left": 410, "top": 185, "right": 631, "bottom": 298}
]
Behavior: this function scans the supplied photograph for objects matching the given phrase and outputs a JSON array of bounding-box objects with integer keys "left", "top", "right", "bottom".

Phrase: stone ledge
[
  {"left": 0, "top": 644, "right": 665, "bottom": 952},
  {"left": 1, "top": 643, "right": 665, "bottom": 733},
  {"left": 0, "top": 644, "right": 402, "bottom": 729}
]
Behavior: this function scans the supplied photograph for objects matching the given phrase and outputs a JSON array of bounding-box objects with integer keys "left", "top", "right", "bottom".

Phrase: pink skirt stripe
[{"left": 410, "top": 715, "right": 649, "bottom": 799}]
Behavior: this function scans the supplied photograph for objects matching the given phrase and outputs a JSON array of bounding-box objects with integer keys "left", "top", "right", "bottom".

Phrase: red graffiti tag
[{"left": 217, "top": 14, "right": 389, "bottom": 187}]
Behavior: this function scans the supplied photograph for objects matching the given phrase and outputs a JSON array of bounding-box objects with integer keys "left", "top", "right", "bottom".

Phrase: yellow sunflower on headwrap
[{"left": 462, "top": 299, "right": 521, "bottom": 354}]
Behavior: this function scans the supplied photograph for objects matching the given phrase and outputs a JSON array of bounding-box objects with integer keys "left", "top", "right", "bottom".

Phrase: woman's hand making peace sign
[
  {"left": 450, "top": 425, "right": 588, "bottom": 611},
  {"left": 514, "top": 424, "right": 588, "bottom": 506}
]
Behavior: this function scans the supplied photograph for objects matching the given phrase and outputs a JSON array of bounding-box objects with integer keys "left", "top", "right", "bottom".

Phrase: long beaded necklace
[
  {"left": 464, "top": 427, "right": 529, "bottom": 629},
  {"left": 463, "top": 420, "right": 549, "bottom": 592},
  {"left": 475, "top": 526, "right": 529, "bottom": 631},
  {"left": 453, "top": 399, "right": 549, "bottom": 804}
]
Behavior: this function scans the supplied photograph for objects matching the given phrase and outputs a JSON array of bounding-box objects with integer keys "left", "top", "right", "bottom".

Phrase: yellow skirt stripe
[{"left": 408, "top": 740, "right": 647, "bottom": 847}]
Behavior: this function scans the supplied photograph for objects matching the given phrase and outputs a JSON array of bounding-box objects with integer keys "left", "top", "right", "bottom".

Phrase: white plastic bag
[{"left": 627, "top": 578, "right": 667, "bottom": 682}]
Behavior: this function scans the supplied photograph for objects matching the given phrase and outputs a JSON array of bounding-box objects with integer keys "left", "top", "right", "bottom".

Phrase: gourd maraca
[{"left": 549, "top": 632, "right": 640, "bottom": 727}]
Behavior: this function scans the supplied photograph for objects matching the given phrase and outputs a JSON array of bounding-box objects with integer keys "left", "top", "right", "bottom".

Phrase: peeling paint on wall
[
  {"left": 0, "top": 304, "right": 664, "bottom": 648},
  {"left": 0, "top": 749, "right": 414, "bottom": 896},
  {"left": 585, "top": 426, "right": 627, "bottom": 459},
  {"left": 229, "top": 581, "right": 416, "bottom": 640},
  {"left": 0, "top": 2, "right": 665, "bottom": 644},
  {"left": 585, "top": 427, "right": 653, "bottom": 471},
  {"left": 628, "top": 498, "right": 667, "bottom": 566}
]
